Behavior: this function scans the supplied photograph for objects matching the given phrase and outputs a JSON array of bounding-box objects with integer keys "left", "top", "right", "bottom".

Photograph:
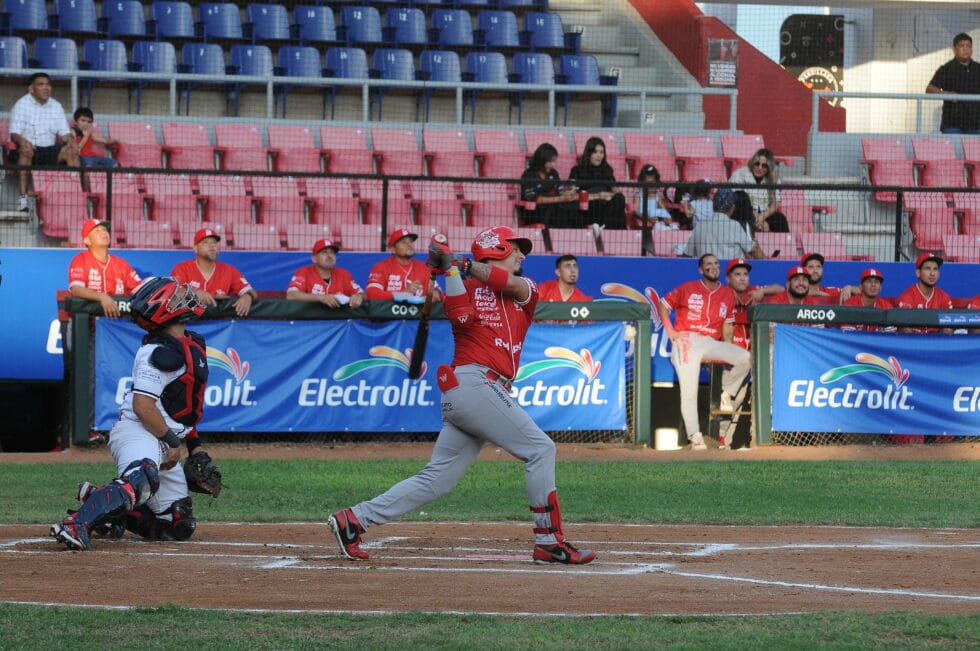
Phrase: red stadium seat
[
  {"left": 162, "top": 122, "right": 216, "bottom": 170},
  {"left": 251, "top": 176, "right": 308, "bottom": 233},
  {"left": 650, "top": 229, "right": 690, "bottom": 257},
  {"left": 268, "top": 125, "right": 323, "bottom": 172},
  {"left": 905, "top": 192, "right": 956, "bottom": 252},
  {"left": 230, "top": 223, "right": 284, "bottom": 250},
  {"left": 961, "top": 138, "right": 980, "bottom": 187},
  {"left": 423, "top": 129, "right": 478, "bottom": 178},
  {"left": 755, "top": 231, "right": 799, "bottom": 260},
  {"left": 523, "top": 128, "right": 572, "bottom": 156},
  {"left": 546, "top": 227, "right": 598, "bottom": 255},
  {"left": 123, "top": 221, "right": 178, "bottom": 249},
  {"left": 339, "top": 223, "right": 386, "bottom": 251},
  {"left": 600, "top": 228, "right": 645, "bottom": 256},
  {"left": 196, "top": 175, "right": 255, "bottom": 225},
  {"left": 473, "top": 128, "right": 523, "bottom": 153},
  {"left": 942, "top": 234, "right": 980, "bottom": 262},
  {"left": 284, "top": 223, "right": 334, "bottom": 250},
  {"left": 799, "top": 232, "right": 850, "bottom": 261}
]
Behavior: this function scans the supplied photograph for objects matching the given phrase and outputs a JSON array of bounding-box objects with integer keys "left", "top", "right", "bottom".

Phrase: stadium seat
[
  {"left": 214, "top": 123, "right": 263, "bottom": 149},
  {"left": 522, "top": 11, "right": 579, "bottom": 54},
  {"left": 199, "top": 2, "right": 244, "bottom": 43},
  {"left": 324, "top": 46, "right": 370, "bottom": 120},
  {"left": 130, "top": 41, "right": 177, "bottom": 114},
  {"left": 755, "top": 231, "right": 799, "bottom": 260},
  {"left": 385, "top": 7, "right": 427, "bottom": 47},
  {"left": 245, "top": 3, "right": 290, "bottom": 43},
  {"left": 910, "top": 137, "right": 956, "bottom": 162},
  {"left": 432, "top": 9, "right": 474, "bottom": 47},
  {"left": 36, "top": 178, "right": 91, "bottom": 240},
  {"left": 179, "top": 42, "right": 227, "bottom": 115},
  {"left": 305, "top": 178, "right": 366, "bottom": 225},
  {"left": 370, "top": 48, "right": 418, "bottom": 121},
  {"left": 339, "top": 6, "right": 382, "bottom": 45},
  {"left": 87, "top": 171, "right": 143, "bottom": 219},
  {"left": 320, "top": 125, "right": 374, "bottom": 174},
  {"left": 557, "top": 54, "right": 618, "bottom": 128},
  {"left": 267, "top": 124, "right": 322, "bottom": 172},
  {"left": 230, "top": 223, "right": 283, "bottom": 250},
  {"left": 276, "top": 45, "right": 325, "bottom": 118},
  {"left": 125, "top": 221, "right": 178, "bottom": 249},
  {"left": 3, "top": 0, "right": 51, "bottom": 35},
  {"left": 599, "top": 229, "right": 645, "bottom": 256},
  {"left": 371, "top": 127, "right": 426, "bottom": 176},
  {"left": 799, "top": 232, "right": 851, "bottom": 261},
  {"left": 423, "top": 128, "right": 477, "bottom": 178},
  {"left": 474, "top": 128, "right": 523, "bottom": 153},
  {"left": 144, "top": 173, "right": 200, "bottom": 225},
  {"left": 196, "top": 174, "right": 255, "bottom": 225},
  {"left": 547, "top": 227, "right": 598, "bottom": 255},
  {"left": 220, "top": 147, "right": 270, "bottom": 172},
  {"left": 228, "top": 44, "right": 274, "bottom": 116},
  {"left": 284, "top": 223, "right": 333, "bottom": 250},
  {"left": 904, "top": 192, "right": 956, "bottom": 252},
  {"left": 477, "top": 151, "right": 528, "bottom": 180},
  {"left": 673, "top": 135, "right": 726, "bottom": 182},
  {"left": 650, "top": 229, "right": 690, "bottom": 257},
  {"left": 53, "top": 0, "right": 97, "bottom": 35},
  {"left": 149, "top": 1, "right": 194, "bottom": 40},
  {"left": 962, "top": 139, "right": 980, "bottom": 187},
  {"left": 911, "top": 137, "right": 965, "bottom": 191},
  {"left": 80, "top": 39, "right": 128, "bottom": 107},
  {"left": 524, "top": 128, "right": 571, "bottom": 156},
  {"left": 108, "top": 121, "right": 164, "bottom": 167},
  {"left": 623, "top": 133, "right": 676, "bottom": 182},
  {"left": 101, "top": 0, "right": 146, "bottom": 39},
  {"left": 860, "top": 138, "right": 916, "bottom": 201},
  {"left": 359, "top": 194, "right": 417, "bottom": 226},
  {"left": 0, "top": 35, "right": 28, "bottom": 69},
  {"left": 252, "top": 176, "right": 307, "bottom": 233},
  {"left": 460, "top": 181, "right": 520, "bottom": 227},
  {"left": 464, "top": 51, "right": 508, "bottom": 123},
  {"left": 339, "top": 224, "right": 385, "bottom": 251},
  {"left": 477, "top": 10, "right": 520, "bottom": 49},
  {"left": 293, "top": 5, "right": 336, "bottom": 45},
  {"left": 514, "top": 226, "right": 547, "bottom": 253},
  {"left": 942, "top": 234, "right": 980, "bottom": 262},
  {"left": 417, "top": 49, "right": 462, "bottom": 122},
  {"left": 413, "top": 196, "right": 465, "bottom": 230},
  {"left": 30, "top": 37, "right": 78, "bottom": 72},
  {"left": 162, "top": 122, "right": 216, "bottom": 170},
  {"left": 109, "top": 210, "right": 150, "bottom": 245},
  {"left": 509, "top": 52, "right": 554, "bottom": 124}
]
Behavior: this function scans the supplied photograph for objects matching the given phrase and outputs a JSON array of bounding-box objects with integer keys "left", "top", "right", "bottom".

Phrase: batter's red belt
[{"left": 484, "top": 368, "right": 513, "bottom": 391}]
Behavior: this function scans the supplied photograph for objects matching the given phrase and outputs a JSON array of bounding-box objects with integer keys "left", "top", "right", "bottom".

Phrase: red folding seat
[
  {"left": 962, "top": 139, "right": 980, "bottom": 187},
  {"left": 546, "top": 227, "right": 598, "bottom": 255},
  {"left": 673, "top": 135, "right": 726, "bottom": 182},
  {"left": 942, "top": 234, "right": 980, "bottom": 262},
  {"left": 230, "top": 223, "right": 284, "bottom": 250},
  {"left": 623, "top": 133, "right": 675, "bottom": 182},
  {"left": 799, "top": 232, "right": 851, "bottom": 261},
  {"left": 124, "top": 221, "right": 178, "bottom": 249},
  {"left": 34, "top": 170, "right": 90, "bottom": 239},
  {"left": 650, "top": 229, "right": 690, "bottom": 257},
  {"left": 339, "top": 224, "right": 386, "bottom": 251},
  {"left": 600, "top": 229, "right": 645, "bottom": 256},
  {"left": 162, "top": 122, "right": 216, "bottom": 170},
  {"left": 267, "top": 124, "right": 323, "bottom": 172},
  {"left": 860, "top": 138, "right": 914, "bottom": 202},
  {"left": 523, "top": 128, "right": 572, "bottom": 157},
  {"left": 108, "top": 121, "right": 164, "bottom": 168},
  {"left": 460, "top": 181, "right": 520, "bottom": 227},
  {"left": 251, "top": 176, "right": 308, "bottom": 233},
  {"left": 304, "top": 177, "right": 365, "bottom": 225},
  {"left": 905, "top": 192, "right": 956, "bottom": 252},
  {"left": 196, "top": 175, "right": 255, "bottom": 225},
  {"left": 320, "top": 125, "right": 375, "bottom": 174},
  {"left": 371, "top": 127, "right": 426, "bottom": 177},
  {"left": 755, "top": 231, "right": 799, "bottom": 260},
  {"left": 214, "top": 123, "right": 272, "bottom": 172},
  {"left": 285, "top": 223, "right": 334, "bottom": 251},
  {"left": 422, "top": 128, "right": 478, "bottom": 178},
  {"left": 143, "top": 173, "right": 200, "bottom": 225},
  {"left": 473, "top": 128, "right": 523, "bottom": 153}
]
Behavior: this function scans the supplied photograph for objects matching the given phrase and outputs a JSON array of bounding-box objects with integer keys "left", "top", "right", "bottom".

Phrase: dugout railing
[{"left": 61, "top": 295, "right": 651, "bottom": 448}]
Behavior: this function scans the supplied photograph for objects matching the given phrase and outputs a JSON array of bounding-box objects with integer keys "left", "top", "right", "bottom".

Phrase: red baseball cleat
[
  {"left": 329, "top": 508, "right": 369, "bottom": 560},
  {"left": 532, "top": 541, "right": 596, "bottom": 565}
]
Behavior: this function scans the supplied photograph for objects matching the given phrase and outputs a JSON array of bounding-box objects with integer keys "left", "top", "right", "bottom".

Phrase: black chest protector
[{"left": 144, "top": 331, "right": 208, "bottom": 426}]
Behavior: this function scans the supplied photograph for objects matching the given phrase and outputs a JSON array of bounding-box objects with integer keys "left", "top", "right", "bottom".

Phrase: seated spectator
[
  {"left": 728, "top": 148, "right": 789, "bottom": 233},
  {"left": 568, "top": 136, "right": 626, "bottom": 230},
  {"left": 633, "top": 164, "right": 678, "bottom": 231},
  {"left": 365, "top": 228, "right": 440, "bottom": 302},
  {"left": 171, "top": 228, "right": 259, "bottom": 318},
  {"left": 840, "top": 268, "right": 894, "bottom": 332},
  {"left": 537, "top": 254, "right": 593, "bottom": 302},
  {"left": 68, "top": 218, "right": 142, "bottom": 318},
  {"left": 520, "top": 143, "right": 580, "bottom": 228},
  {"left": 73, "top": 108, "right": 119, "bottom": 168},
  {"left": 10, "top": 72, "right": 82, "bottom": 211},
  {"left": 731, "top": 190, "right": 756, "bottom": 238},
  {"left": 680, "top": 180, "right": 713, "bottom": 227},
  {"left": 683, "top": 189, "right": 764, "bottom": 260},
  {"left": 286, "top": 238, "right": 365, "bottom": 309}
]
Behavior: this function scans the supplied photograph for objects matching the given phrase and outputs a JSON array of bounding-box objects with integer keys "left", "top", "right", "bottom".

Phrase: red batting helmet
[
  {"left": 471, "top": 226, "right": 532, "bottom": 261},
  {"left": 130, "top": 276, "right": 205, "bottom": 332}
]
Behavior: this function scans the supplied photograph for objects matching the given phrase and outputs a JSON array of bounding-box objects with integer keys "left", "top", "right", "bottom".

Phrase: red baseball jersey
[
  {"left": 812, "top": 284, "right": 842, "bottom": 305},
  {"left": 895, "top": 284, "right": 953, "bottom": 333},
  {"left": 287, "top": 265, "right": 362, "bottom": 297},
  {"left": 764, "top": 291, "right": 821, "bottom": 305},
  {"left": 731, "top": 285, "right": 762, "bottom": 350},
  {"left": 171, "top": 259, "right": 253, "bottom": 298},
  {"left": 840, "top": 293, "right": 894, "bottom": 332},
  {"left": 968, "top": 295, "right": 980, "bottom": 310},
  {"left": 365, "top": 257, "right": 431, "bottom": 300},
  {"left": 536, "top": 280, "right": 592, "bottom": 303},
  {"left": 68, "top": 250, "right": 142, "bottom": 295},
  {"left": 661, "top": 280, "right": 736, "bottom": 340},
  {"left": 452, "top": 276, "right": 540, "bottom": 380}
]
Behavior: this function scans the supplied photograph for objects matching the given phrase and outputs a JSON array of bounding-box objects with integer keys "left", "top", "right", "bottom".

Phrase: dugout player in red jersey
[
  {"left": 68, "top": 218, "right": 142, "bottom": 318},
  {"left": 171, "top": 228, "right": 258, "bottom": 318},
  {"left": 659, "top": 254, "right": 751, "bottom": 450},
  {"left": 801, "top": 252, "right": 857, "bottom": 304},
  {"left": 765, "top": 266, "right": 821, "bottom": 306},
  {"left": 726, "top": 257, "right": 782, "bottom": 350},
  {"left": 840, "top": 268, "right": 894, "bottom": 332},
  {"left": 365, "top": 228, "right": 441, "bottom": 302},
  {"left": 537, "top": 254, "right": 593, "bottom": 302},
  {"left": 969, "top": 295, "right": 980, "bottom": 310},
  {"left": 895, "top": 252, "right": 953, "bottom": 333},
  {"left": 329, "top": 226, "right": 596, "bottom": 565},
  {"left": 286, "top": 238, "right": 365, "bottom": 308}
]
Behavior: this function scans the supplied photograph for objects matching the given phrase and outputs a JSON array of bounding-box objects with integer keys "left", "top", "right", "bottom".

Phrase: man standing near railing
[{"left": 926, "top": 33, "right": 980, "bottom": 135}]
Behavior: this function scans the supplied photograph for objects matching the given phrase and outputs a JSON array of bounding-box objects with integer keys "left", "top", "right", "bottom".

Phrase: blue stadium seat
[
  {"left": 2, "top": 0, "right": 51, "bottom": 35},
  {"left": 53, "top": 0, "right": 98, "bottom": 35},
  {"left": 509, "top": 52, "right": 554, "bottom": 124},
  {"left": 418, "top": 49, "right": 460, "bottom": 122},
  {"left": 149, "top": 1, "right": 194, "bottom": 40},
  {"left": 463, "top": 51, "right": 507, "bottom": 123},
  {"left": 0, "top": 36, "right": 29, "bottom": 69},
  {"left": 199, "top": 2, "right": 244, "bottom": 42},
  {"left": 558, "top": 54, "right": 618, "bottom": 128},
  {"left": 292, "top": 5, "right": 336, "bottom": 45},
  {"left": 385, "top": 7, "right": 427, "bottom": 47},
  {"left": 371, "top": 48, "right": 417, "bottom": 120},
  {"left": 522, "top": 11, "right": 579, "bottom": 53},
  {"left": 179, "top": 42, "right": 226, "bottom": 114},
  {"left": 476, "top": 10, "right": 519, "bottom": 49},
  {"left": 499, "top": 0, "right": 546, "bottom": 7},
  {"left": 130, "top": 40, "right": 176, "bottom": 113},
  {"left": 229, "top": 44, "right": 273, "bottom": 116},
  {"left": 339, "top": 6, "right": 382, "bottom": 45},
  {"left": 324, "top": 46, "right": 369, "bottom": 119},
  {"left": 30, "top": 37, "right": 78, "bottom": 72},
  {"left": 245, "top": 4, "right": 290, "bottom": 43},
  {"left": 100, "top": 0, "right": 147, "bottom": 38},
  {"left": 80, "top": 39, "right": 128, "bottom": 106},
  {"left": 276, "top": 45, "right": 324, "bottom": 118},
  {"left": 432, "top": 9, "right": 473, "bottom": 47}
]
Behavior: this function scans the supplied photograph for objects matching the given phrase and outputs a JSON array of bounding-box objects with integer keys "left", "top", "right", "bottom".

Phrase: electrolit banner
[
  {"left": 772, "top": 325, "right": 980, "bottom": 436},
  {"left": 94, "top": 319, "right": 626, "bottom": 433}
]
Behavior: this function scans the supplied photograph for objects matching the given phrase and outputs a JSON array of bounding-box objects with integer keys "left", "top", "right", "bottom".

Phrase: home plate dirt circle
[{"left": 1, "top": 523, "right": 978, "bottom": 616}]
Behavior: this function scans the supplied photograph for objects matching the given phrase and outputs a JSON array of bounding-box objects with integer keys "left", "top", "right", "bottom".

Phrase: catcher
[{"left": 51, "top": 276, "right": 222, "bottom": 550}]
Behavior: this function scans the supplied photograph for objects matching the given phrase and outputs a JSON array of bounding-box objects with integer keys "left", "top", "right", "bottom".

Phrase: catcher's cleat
[
  {"left": 533, "top": 541, "right": 596, "bottom": 565},
  {"left": 328, "top": 508, "right": 369, "bottom": 560},
  {"left": 50, "top": 515, "right": 91, "bottom": 551}
]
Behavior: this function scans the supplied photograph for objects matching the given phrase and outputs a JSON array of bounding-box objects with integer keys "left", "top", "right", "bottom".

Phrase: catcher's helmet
[
  {"left": 130, "top": 276, "right": 204, "bottom": 332},
  {"left": 471, "top": 226, "right": 532, "bottom": 262}
]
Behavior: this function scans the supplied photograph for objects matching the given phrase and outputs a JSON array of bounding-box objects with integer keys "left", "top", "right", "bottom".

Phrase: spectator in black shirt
[
  {"left": 569, "top": 136, "right": 626, "bottom": 229},
  {"left": 520, "top": 142, "right": 580, "bottom": 227},
  {"left": 927, "top": 33, "right": 980, "bottom": 134}
]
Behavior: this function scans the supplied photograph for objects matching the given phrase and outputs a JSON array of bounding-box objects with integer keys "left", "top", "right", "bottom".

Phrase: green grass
[{"left": 1, "top": 457, "right": 977, "bottom": 648}]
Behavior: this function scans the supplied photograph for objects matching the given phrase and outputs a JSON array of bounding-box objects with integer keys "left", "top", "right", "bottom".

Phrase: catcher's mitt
[{"left": 184, "top": 451, "right": 222, "bottom": 497}]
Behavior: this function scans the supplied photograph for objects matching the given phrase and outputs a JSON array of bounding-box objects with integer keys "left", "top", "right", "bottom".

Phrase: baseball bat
[{"left": 408, "top": 234, "right": 446, "bottom": 379}]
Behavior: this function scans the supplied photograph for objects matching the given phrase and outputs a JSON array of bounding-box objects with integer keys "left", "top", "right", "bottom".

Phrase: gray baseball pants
[{"left": 670, "top": 333, "right": 751, "bottom": 438}]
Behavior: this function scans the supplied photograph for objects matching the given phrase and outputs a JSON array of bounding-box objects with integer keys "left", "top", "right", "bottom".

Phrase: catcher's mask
[{"left": 130, "top": 276, "right": 205, "bottom": 332}]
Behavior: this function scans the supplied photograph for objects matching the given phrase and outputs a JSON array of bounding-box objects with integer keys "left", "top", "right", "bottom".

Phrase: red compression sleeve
[{"left": 486, "top": 266, "right": 509, "bottom": 292}]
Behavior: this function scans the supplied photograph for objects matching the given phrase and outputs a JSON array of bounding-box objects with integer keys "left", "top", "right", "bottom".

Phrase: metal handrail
[{"left": 811, "top": 90, "right": 980, "bottom": 135}]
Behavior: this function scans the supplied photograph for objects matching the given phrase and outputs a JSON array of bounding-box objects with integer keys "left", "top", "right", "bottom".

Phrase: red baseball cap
[
  {"left": 860, "top": 268, "right": 884, "bottom": 282},
  {"left": 787, "top": 265, "right": 810, "bottom": 281},
  {"left": 915, "top": 252, "right": 943, "bottom": 269},
  {"left": 313, "top": 238, "right": 340, "bottom": 255},
  {"left": 726, "top": 258, "right": 752, "bottom": 274},
  {"left": 81, "top": 218, "right": 110, "bottom": 239},
  {"left": 387, "top": 228, "right": 418, "bottom": 248},
  {"left": 801, "top": 252, "right": 824, "bottom": 266},
  {"left": 193, "top": 228, "right": 221, "bottom": 245}
]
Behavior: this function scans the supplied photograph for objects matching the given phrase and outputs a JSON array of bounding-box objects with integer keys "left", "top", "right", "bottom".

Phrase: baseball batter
[
  {"left": 659, "top": 254, "right": 750, "bottom": 450},
  {"left": 51, "top": 277, "right": 220, "bottom": 550},
  {"left": 329, "top": 226, "right": 596, "bottom": 565}
]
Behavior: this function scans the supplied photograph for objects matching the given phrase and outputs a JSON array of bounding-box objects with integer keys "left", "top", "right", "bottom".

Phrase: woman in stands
[
  {"left": 731, "top": 190, "right": 756, "bottom": 238},
  {"left": 728, "top": 148, "right": 789, "bottom": 233},
  {"left": 520, "top": 142, "right": 581, "bottom": 228},
  {"left": 634, "top": 164, "right": 678, "bottom": 231},
  {"left": 569, "top": 136, "right": 627, "bottom": 229}
]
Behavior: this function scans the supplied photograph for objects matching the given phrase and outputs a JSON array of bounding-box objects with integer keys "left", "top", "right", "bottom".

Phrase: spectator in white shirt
[{"left": 10, "top": 72, "right": 81, "bottom": 211}]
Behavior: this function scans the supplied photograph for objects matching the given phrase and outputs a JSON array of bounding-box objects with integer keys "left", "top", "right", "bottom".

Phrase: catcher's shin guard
[
  {"left": 529, "top": 490, "right": 596, "bottom": 565},
  {"left": 124, "top": 498, "right": 196, "bottom": 541}
]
